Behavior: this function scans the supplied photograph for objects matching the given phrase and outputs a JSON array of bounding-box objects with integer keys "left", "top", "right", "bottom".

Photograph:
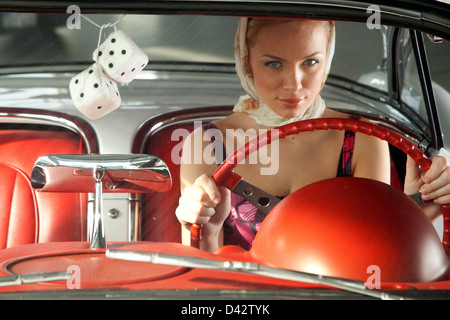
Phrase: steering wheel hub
[{"left": 250, "top": 177, "right": 449, "bottom": 283}]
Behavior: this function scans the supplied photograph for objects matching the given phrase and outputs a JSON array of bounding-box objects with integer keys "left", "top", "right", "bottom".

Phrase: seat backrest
[
  {"left": 0, "top": 163, "right": 38, "bottom": 249},
  {"left": 0, "top": 128, "right": 90, "bottom": 243},
  {"left": 133, "top": 107, "right": 232, "bottom": 242}
]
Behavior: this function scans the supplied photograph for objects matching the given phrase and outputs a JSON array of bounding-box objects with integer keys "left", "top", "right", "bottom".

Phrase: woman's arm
[
  {"left": 351, "top": 132, "right": 391, "bottom": 184},
  {"left": 351, "top": 130, "right": 450, "bottom": 221},
  {"left": 175, "top": 127, "right": 231, "bottom": 251}
]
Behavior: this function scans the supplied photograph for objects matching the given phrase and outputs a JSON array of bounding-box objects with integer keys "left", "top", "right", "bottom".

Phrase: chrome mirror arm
[{"left": 90, "top": 166, "right": 107, "bottom": 250}]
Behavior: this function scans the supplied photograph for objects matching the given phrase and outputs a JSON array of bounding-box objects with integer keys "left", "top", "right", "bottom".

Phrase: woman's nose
[{"left": 283, "top": 68, "right": 303, "bottom": 91}]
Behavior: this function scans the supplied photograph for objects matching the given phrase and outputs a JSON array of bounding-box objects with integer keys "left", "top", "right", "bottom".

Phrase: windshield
[
  {"left": 0, "top": 14, "right": 237, "bottom": 67},
  {"left": 1, "top": 13, "right": 418, "bottom": 131},
  {"left": 2, "top": 13, "right": 388, "bottom": 88}
]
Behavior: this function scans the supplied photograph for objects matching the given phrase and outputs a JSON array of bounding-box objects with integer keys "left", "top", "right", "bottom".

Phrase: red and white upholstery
[
  {"left": 0, "top": 163, "right": 38, "bottom": 249},
  {"left": 0, "top": 129, "right": 91, "bottom": 247}
]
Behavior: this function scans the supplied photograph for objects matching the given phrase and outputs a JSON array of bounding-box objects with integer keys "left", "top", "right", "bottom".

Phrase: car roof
[{"left": 0, "top": 0, "right": 448, "bottom": 38}]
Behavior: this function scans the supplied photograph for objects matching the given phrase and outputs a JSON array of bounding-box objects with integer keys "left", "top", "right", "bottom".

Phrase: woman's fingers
[
  {"left": 182, "top": 183, "right": 217, "bottom": 208},
  {"left": 176, "top": 174, "right": 223, "bottom": 226},
  {"left": 420, "top": 156, "right": 450, "bottom": 204},
  {"left": 423, "top": 156, "right": 447, "bottom": 184},
  {"left": 404, "top": 155, "right": 425, "bottom": 195}
]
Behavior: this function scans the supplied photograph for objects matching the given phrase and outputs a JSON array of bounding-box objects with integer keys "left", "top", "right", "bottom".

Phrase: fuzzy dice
[
  {"left": 93, "top": 30, "right": 149, "bottom": 85},
  {"left": 69, "top": 64, "right": 121, "bottom": 120}
]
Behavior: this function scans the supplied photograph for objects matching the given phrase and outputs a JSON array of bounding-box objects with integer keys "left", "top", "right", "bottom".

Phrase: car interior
[{"left": 0, "top": 3, "right": 449, "bottom": 299}]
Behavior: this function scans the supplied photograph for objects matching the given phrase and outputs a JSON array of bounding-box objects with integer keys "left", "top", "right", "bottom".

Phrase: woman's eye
[
  {"left": 265, "top": 61, "right": 282, "bottom": 69},
  {"left": 304, "top": 59, "right": 319, "bottom": 66}
]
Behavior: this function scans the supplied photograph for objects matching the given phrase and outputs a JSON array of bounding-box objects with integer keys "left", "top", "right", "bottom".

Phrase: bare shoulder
[
  {"left": 179, "top": 112, "right": 261, "bottom": 190},
  {"left": 322, "top": 108, "right": 350, "bottom": 119},
  {"left": 214, "top": 112, "right": 258, "bottom": 132},
  {"left": 179, "top": 123, "right": 221, "bottom": 189},
  {"left": 322, "top": 108, "right": 379, "bottom": 136},
  {"left": 322, "top": 108, "right": 370, "bottom": 120}
]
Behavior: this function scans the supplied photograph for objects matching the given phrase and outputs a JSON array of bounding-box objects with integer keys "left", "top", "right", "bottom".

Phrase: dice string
[
  {"left": 79, "top": 14, "right": 126, "bottom": 30},
  {"left": 79, "top": 14, "right": 126, "bottom": 60},
  {"left": 79, "top": 14, "right": 125, "bottom": 99}
]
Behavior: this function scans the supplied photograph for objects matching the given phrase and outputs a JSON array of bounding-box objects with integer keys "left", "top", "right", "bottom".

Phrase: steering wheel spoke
[{"left": 232, "top": 179, "right": 281, "bottom": 215}]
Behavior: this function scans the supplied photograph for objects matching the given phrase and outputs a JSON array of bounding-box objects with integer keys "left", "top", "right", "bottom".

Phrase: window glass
[
  {"left": 397, "top": 29, "right": 426, "bottom": 116},
  {"left": 331, "top": 22, "right": 388, "bottom": 92},
  {"left": 425, "top": 36, "right": 450, "bottom": 93},
  {"left": 0, "top": 13, "right": 238, "bottom": 67},
  {"left": 424, "top": 36, "right": 450, "bottom": 147}
]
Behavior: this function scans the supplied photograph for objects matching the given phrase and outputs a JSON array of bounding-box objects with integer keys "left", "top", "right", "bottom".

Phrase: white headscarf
[{"left": 233, "top": 17, "right": 336, "bottom": 127}]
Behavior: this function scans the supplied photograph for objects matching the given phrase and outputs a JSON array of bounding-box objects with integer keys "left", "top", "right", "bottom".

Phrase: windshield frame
[{"left": 0, "top": 0, "right": 448, "bottom": 38}]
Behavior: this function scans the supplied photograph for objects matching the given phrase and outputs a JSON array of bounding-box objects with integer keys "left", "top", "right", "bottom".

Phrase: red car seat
[
  {"left": 0, "top": 163, "right": 38, "bottom": 249},
  {"left": 0, "top": 127, "right": 94, "bottom": 246}
]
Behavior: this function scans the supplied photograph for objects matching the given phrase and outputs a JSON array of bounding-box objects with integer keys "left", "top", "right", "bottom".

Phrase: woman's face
[{"left": 248, "top": 20, "right": 329, "bottom": 119}]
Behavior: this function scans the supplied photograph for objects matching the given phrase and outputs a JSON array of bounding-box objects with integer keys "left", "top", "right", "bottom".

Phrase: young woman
[{"left": 175, "top": 18, "right": 450, "bottom": 252}]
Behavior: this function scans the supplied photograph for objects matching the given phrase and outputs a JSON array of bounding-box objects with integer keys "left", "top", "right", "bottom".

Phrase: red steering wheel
[{"left": 191, "top": 118, "right": 450, "bottom": 253}]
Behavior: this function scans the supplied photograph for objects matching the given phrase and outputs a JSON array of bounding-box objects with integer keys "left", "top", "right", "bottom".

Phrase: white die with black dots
[
  {"left": 69, "top": 63, "right": 121, "bottom": 120},
  {"left": 93, "top": 30, "right": 149, "bottom": 85}
]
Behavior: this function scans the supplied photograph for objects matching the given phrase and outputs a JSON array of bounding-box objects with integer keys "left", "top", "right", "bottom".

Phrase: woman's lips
[{"left": 279, "top": 98, "right": 305, "bottom": 109}]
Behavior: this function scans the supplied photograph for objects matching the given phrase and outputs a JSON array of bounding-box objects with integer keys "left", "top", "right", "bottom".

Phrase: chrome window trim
[
  {"left": 132, "top": 106, "right": 233, "bottom": 154},
  {"left": 0, "top": 107, "right": 100, "bottom": 154}
]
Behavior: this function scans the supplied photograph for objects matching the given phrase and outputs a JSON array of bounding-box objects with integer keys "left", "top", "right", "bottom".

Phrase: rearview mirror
[
  {"left": 31, "top": 154, "right": 171, "bottom": 249},
  {"left": 31, "top": 154, "right": 171, "bottom": 193}
]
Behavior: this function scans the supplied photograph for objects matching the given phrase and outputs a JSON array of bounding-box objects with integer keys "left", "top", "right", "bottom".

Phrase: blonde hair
[{"left": 246, "top": 18, "right": 335, "bottom": 51}]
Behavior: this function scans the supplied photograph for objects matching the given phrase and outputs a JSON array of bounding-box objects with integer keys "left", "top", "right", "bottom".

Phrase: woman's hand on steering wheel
[
  {"left": 405, "top": 155, "right": 450, "bottom": 206},
  {"left": 176, "top": 173, "right": 231, "bottom": 250}
]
